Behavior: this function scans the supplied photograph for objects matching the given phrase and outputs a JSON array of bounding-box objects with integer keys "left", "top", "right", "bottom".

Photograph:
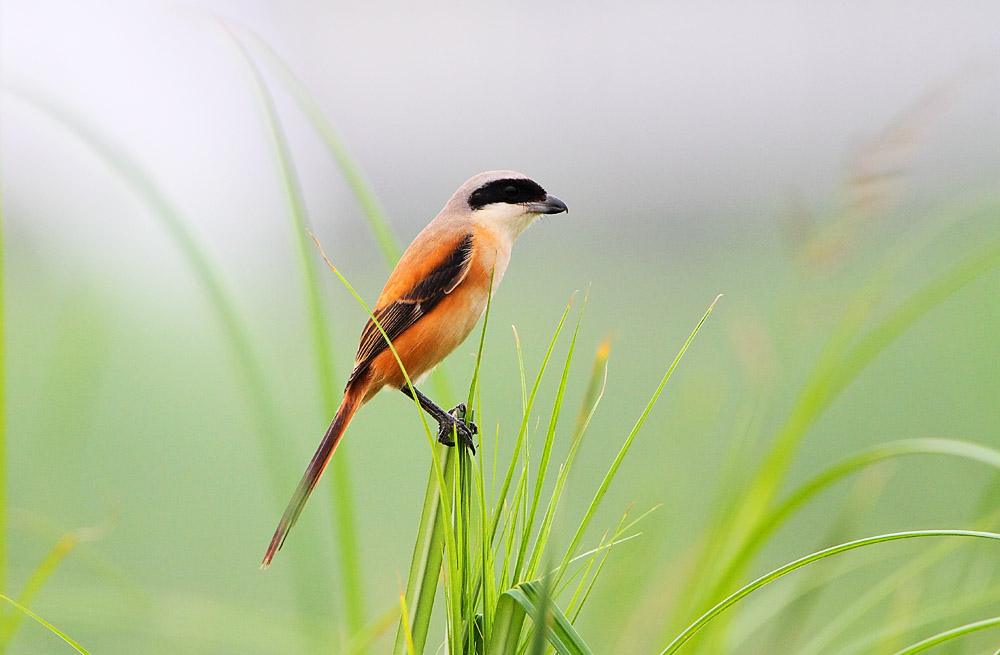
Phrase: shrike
[{"left": 262, "top": 170, "right": 567, "bottom": 566}]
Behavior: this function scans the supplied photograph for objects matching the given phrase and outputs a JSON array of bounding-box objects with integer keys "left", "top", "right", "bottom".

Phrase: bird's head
[{"left": 448, "top": 170, "right": 568, "bottom": 239}]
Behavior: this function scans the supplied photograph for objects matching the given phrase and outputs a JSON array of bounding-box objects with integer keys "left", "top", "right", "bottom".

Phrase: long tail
[{"left": 261, "top": 386, "right": 364, "bottom": 568}]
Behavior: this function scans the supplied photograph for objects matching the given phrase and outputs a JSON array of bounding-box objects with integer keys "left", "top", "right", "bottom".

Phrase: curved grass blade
[
  {"left": 6, "top": 86, "right": 286, "bottom": 488},
  {"left": 0, "top": 523, "right": 106, "bottom": 645},
  {"left": 658, "top": 530, "right": 1000, "bottom": 655},
  {"left": 733, "top": 235, "right": 1000, "bottom": 548},
  {"left": 218, "top": 25, "right": 367, "bottom": 632},
  {"left": 489, "top": 581, "right": 593, "bottom": 655},
  {"left": 0, "top": 594, "right": 88, "bottom": 654},
  {"left": 890, "top": 615, "right": 1000, "bottom": 655},
  {"left": 7, "top": 83, "right": 343, "bottom": 653},
  {"left": 714, "top": 438, "right": 1000, "bottom": 602},
  {"left": 230, "top": 24, "right": 401, "bottom": 268}
]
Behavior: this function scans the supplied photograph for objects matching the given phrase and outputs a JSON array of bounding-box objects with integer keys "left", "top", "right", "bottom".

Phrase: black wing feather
[{"left": 347, "top": 233, "right": 474, "bottom": 385}]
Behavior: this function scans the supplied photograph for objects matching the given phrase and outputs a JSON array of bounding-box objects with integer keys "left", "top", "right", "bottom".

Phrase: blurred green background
[{"left": 2, "top": 1, "right": 1000, "bottom": 653}]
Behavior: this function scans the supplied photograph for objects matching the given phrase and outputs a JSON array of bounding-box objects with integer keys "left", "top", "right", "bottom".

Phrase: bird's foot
[{"left": 437, "top": 403, "right": 478, "bottom": 453}]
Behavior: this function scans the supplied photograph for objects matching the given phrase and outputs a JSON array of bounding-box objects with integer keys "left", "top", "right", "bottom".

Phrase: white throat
[{"left": 471, "top": 204, "right": 540, "bottom": 243}]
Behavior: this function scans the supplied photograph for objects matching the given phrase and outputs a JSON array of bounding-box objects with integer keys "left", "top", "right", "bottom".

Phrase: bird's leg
[{"left": 400, "top": 386, "right": 477, "bottom": 452}]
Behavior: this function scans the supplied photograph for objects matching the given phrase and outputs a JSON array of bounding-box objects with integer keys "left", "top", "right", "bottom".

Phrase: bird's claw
[{"left": 437, "top": 403, "right": 477, "bottom": 453}]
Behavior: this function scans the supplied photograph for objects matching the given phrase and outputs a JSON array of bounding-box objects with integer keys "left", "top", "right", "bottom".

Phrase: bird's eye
[{"left": 503, "top": 185, "right": 519, "bottom": 199}]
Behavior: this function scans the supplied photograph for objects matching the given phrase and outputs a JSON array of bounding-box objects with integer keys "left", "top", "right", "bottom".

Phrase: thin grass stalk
[
  {"left": 489, "top": 302, "right": 575, "bottom": 547},
  {"left": 658, "top": 530, "right": 1000, "bottom": 655},
  {"left": 4, "top": 88, "right": 330, "bottom": 645},
  {"left": 677, "top": 233, "right": 1000, "bottom": 640},
  {"left": 527, "top": 340, "right": 610, "bottom": 579},
  {"left": 712, "top": 438, "right": 1000, "bottom": 608},
  {"left": 0, "top": 526, "right": 102, "bottom": 644},
  {"left": 221, "top": 30, "right": 368, "bottom": 637},
  {"left": 553, "top": 295, "right": 720, "bottom": 592},
  {"left": 890, "top": 616, "right": 1000, "bottom": 655},
  {"left": 513, "top": 301, "right": 586, "bottom": 582},
  {"left": 234, "top": 23, "right": 402, "bottom": 268},
  {"left": 0, "top": 595, "right": 88, "bottom": 655},
  {"left": 835, "top": 586, "right": 1000, "bottom": 655},
  {"left": 727, "top": 235, "right": 1000, "bottom": 560}
]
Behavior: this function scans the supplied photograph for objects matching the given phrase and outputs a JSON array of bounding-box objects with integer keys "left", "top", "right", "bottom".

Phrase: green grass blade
[
  {"left": 6, "top": 86, "right": 287, "bottom": 490},
  {"left": 528, "top": 337, "right": 610, "bottom": 580},
  {"left": 0, "top": 594, "right": 88, "bottom": 654},
  {"left": 732, "top": 235, "right": 1000, "bottom": 553},
  {"left": 488, "top": 581, "right": 594, "bottom": 655},
  {"left": 514, "top": 298, "right": 586, "bottom": 582},
  {"left": 220, "top": 26, "right": 366, "bottom": 633},
  {"left": 714, "top": 438, "right": 1000, "bottom": 602},
  {"left": 489, "top": 301, "right": 575, "bottom": 545},
  {"left": 3, "top": 90, "right": 333, "bottom": 644},
  {"left": 554, "top": 295, "right": 721, "bottom": 591},
  {"left": 232, "top": 24, "right": 402, "bottom": 268},
  {"left": 527, "top": 575, "right": 552, "bottom": 655},
  {"left": 0, "top": 525, "right": 104, "bottom": 645},
  {"left": 658, "top": 530, "right": 1000, "bottom": 655},
  {"left": 891, "top": 616, "right": 1000, "bottom": 655}
]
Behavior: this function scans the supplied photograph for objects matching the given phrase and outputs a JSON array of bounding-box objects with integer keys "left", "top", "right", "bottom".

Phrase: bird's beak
[{"left": 526, "top": 194, "right": 568, "bottom": 215}]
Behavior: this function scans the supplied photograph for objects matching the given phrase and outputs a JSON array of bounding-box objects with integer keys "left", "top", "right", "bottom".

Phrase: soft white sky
[{"left": 3, "top": 0, "right": 999, "bottom": 265}]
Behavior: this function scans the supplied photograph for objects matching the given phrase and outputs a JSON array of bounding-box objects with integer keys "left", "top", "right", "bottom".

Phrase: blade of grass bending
[
  {"left": 730, "top": 235, "right": 1000, "bottom": 562},
  {"left": 514, "top": 297, "right": 587, "bottom": 582},
  {"left": 0, "top": 524, "right": 105, "bottom": 645},
  {"left": 308, "top": 234, "right": 456, "bottom": 655},
  {"left": 797, "top": 506, "right": 1000, "bottom": 655},
  {"left": 221, "top": 23, "right": 457, "bottom": 406},
  {"left": 891, "top": 616, "right": 1000, "bottom": 655},
  {"left": 234, "top": 24, "right": 401, "bottom": 268},
  {"left": 713, "top": 438, "right": 1000, "bottom": 605},
  {"left": 0, "top": 594, "right": 88, "bottom": 654},
  {"left": 658, "top": 530, "right": 1000, "bottom": 655},
  {"left": 488, "top": 581, "right": 593, "bottom": 655},
  {"left": 6, "top": 87, "right": 286, "bottom": 491},
  {"left": 4, "top": 87, "right": 328, "bottom": 643},
  {"left": 220, "top": 26, "right": 366, "bottom": 634},
  {"left": 835, "top": 585, "right": 1000, "bottom": 655},
  {"left": 554, "top": 295, "right": 721, "bottom": 591},
  {"left": 527, "top": 573, "right": 553, "bottom": 655},
  {"left": 527, "top": 338, "right": 610, "bottom": 580}
]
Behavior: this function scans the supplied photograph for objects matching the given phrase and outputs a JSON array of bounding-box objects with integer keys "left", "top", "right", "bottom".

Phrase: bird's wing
[{"left": 348, "top": 232, "right": 474, "bottom": 385}]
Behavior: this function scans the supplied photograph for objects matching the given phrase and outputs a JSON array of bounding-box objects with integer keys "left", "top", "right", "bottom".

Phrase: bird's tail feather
[{"left": 261, "top": 387, "right": 363, "bottom": 568}]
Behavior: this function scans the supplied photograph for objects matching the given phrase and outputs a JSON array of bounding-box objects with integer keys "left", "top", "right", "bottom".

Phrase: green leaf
[
  {"left": 890, "top": 615, "right": 1000, "bottom": 655},
  {"left": 659, "top": 530, "right": 1000, "bottom": 655},
  {"left": 0, "top": 594, "right": 89, "bottom": 654},
  {"left": 219, "top": 26, "right": 366, "bottom": 635},
  {"left": 488, "top": 581, "right": 593, "bottom": 655}
]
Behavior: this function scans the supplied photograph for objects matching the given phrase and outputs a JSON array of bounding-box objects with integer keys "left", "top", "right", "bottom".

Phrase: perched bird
[{"left": 262, "top": 171, "right": 567, "bottom": 567}]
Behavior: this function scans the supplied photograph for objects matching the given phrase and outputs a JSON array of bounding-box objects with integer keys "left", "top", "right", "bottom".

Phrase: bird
[{"left": 261, "top": 170, "right": 568, "bottom": 567}]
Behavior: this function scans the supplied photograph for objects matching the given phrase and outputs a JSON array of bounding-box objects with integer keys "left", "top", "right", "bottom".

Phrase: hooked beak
[{"left": 526, "top": 194, "right": 568, "bottom": 215}]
